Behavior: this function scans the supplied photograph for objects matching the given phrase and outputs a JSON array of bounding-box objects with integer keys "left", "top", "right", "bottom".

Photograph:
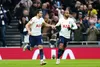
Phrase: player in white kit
[
  {"left": 23, "top": 9, "right": 54, "bottom": 65},
  {"left": 55, "top": 10, "right": 77, "bottom": 64}
]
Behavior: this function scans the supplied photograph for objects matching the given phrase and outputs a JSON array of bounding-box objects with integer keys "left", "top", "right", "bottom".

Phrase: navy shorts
[
  {"left": 29, "top": 35, "right": 43, "bottom": 47},
  {"left": 58, "top": 36, "right": 70, "bottom": 48}
]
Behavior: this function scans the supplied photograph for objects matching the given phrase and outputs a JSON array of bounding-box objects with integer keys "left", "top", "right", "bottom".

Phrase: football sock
[
  {"left": 40, "top": 49, "right": 44, "bottom": 60},
  {"left": 27, "top": 45, "right": 31, "bottom": 50},
  {"left": 57, "top": 49, "right": 64, "bottom": 59}
]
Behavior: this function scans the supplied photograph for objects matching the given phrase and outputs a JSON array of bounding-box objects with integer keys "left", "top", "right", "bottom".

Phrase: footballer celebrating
[
  {"left": 23, "top": 9, "right": 54, "bottom": 65},
  {"left": 55, "top": 10, "right": 77, "bottom": 64}
]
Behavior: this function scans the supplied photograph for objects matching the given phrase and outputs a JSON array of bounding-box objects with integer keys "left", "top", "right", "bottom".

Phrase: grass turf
[{"left": 0, "top": 59, "right": 100, "bottom": 67}]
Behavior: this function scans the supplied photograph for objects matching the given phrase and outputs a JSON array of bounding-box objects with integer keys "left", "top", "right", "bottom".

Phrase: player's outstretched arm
[{"left": 43, "top": 22, "right": 55, "bottom": 29}]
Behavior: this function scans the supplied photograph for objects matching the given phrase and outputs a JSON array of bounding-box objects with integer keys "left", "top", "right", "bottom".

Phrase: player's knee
[
  {"left": 59, "top": 43, "right": 64, "bottom": 49},
  {"left": 30, "top": 47, "right": 33, "bottom": 51},
  {"left": 38, "top": 45, "right": 43, "bottom": 49}
]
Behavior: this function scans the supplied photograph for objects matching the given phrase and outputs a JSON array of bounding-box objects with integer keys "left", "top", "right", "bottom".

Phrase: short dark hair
[{"left": 35, "top": 9, "right": 42, "bottom": 15}]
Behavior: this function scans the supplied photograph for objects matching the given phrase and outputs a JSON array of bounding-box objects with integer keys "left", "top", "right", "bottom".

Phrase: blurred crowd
[{"left": 0, "top": 0, "right": 100, "bottom": 46}]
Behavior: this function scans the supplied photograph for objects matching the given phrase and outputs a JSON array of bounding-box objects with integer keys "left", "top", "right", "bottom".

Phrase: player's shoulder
[
  {"left": 68, "top": 17, "right": 73, "bottom": 20},
  {"left": 31, "top": 16, "right": 37, "bottom": 20},
  {"left": 68, "top": 17, "right": 75, "bottom": 22},
  {"left": 59, "top": 18, "right": 64, "bottom": 21},
  {"left": 30, "top": 17, "right": 37, "bottom": 22},
  {"left": 40, "top": 17, "right": 44, "bottom": 20},
  {"left": 40, "top": 17, "right": 45, "bottom": 22}
]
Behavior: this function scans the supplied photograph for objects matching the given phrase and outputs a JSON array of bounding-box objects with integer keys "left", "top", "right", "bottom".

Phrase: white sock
[
  {"left": 40, "top": 59, "right": 44, "bottom": 62},
  {"left": 57, "top": 59, "right": 60, "bottom": 61}
]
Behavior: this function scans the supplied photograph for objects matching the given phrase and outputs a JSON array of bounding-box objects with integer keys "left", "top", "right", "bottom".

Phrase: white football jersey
[
  {"left": 29, "top": 16, "right": 44, "bottom": 36},
  {"left": 56, "top": 17, "right": 77, "bottom": 38}
]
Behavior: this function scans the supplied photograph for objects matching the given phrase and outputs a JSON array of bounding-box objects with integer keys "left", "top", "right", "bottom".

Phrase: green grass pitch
[{"left": 0, "top": 59, "right": 100, "bottom": 67}]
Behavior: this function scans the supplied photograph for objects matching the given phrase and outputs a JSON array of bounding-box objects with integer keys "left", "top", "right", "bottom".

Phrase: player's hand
[
  {"left": 68, "top": 27, "right": 71, "bottom": 30},
  {"left": 28, "top": 31, "right": 32, "bottom": 35},
  {"left": 67, "top": 25, "right": 71, "bottom": 30},
  {"left": 51, "top": 25, "right": 56, "bottom": 29}
]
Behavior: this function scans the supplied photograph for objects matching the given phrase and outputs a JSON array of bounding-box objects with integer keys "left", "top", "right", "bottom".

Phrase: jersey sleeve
[
  {"left": 28, "top": 17, "right": 35, "bottom": 24},
  {"left": 70, "top": 19, "right": 77, "bottom": 30},
  {"left": 41, "top": 18, "right": 45, "bottom": 23},
  {"left": 56, "top": 19, "right": 62, "bottom": 26}
]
